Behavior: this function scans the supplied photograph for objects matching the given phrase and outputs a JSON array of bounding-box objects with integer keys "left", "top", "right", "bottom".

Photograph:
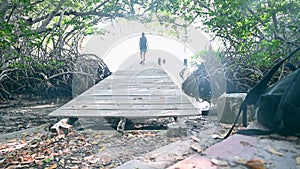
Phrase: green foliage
[
  {"left": 191, "top": 50, "right": 223, "bottom": 66},
  {"left": 43, "top": 157, "right": 53, "bottom": 163},
  {"left": 1, "top": 0, "right": 299, "bottom": 99},
  {"left": 157, "top": 0, "right": 299, "bottom": 67},
  {"left": 154, "top": 0, "right": 299, "bottom": 90},
  {"left": 0, "top": 0, "right": 133, "bottom": 99}
]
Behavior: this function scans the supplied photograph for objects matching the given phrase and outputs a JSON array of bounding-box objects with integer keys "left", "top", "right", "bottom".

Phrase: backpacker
[{"left": 225, "top": 47, "right": 300, "bottom": 138}]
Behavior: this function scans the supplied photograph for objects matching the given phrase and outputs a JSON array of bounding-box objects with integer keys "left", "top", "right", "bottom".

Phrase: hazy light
[{"left": 103, "top": 34, "right": 195, "bottom": 72}]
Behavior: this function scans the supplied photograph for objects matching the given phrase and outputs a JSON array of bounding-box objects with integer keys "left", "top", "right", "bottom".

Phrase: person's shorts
[{"left": 140, "top": 48, "right": 147, "bottom": 52}]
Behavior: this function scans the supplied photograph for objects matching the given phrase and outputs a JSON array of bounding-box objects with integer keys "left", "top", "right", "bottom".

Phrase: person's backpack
[{"left": 225, "top": 47, "right": 300, "bottom": 138}]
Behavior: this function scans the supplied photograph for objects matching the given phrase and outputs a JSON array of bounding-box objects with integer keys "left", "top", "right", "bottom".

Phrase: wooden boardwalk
[{"left": 48, "top": 64, "right": 199, "bottom": 119}]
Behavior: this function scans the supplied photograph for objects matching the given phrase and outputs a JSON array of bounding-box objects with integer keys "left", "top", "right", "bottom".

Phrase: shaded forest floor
[
  {"left": 0, "top": 99, "right": 214, "bottom": 168},
  {"left": 0, "top": 99, "right": 299, "bottom": 169},
  {"left": 0, "top": 98, "right": 66, "bottom": 134}
]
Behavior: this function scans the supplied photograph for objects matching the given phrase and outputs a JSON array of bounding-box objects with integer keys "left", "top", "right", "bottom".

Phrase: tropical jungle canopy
[{"left": 0, "top": 0, "right": 299, "bottom": 101}]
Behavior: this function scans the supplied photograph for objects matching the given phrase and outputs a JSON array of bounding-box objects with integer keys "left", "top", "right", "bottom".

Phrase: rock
[
  {"left": 166, "top": 123, "right": 181, "bottom": 137},
  {"left": 167, "top": 154, "right": 217, "bottom": 169},
  {"left": 166, "top": 120, "right": 187, "bottom": 137},
  {"left": 114, "top": 160, "right": 155, "bottom": 169},
  {"left": 101, "top": 157, "right": 112, "bottom": 166},
  {"left": 203, "top": 134, "right": 258, "bottom": 158},
  {"left": 214, "top": 93, "right": 253, "bottom": 123}
]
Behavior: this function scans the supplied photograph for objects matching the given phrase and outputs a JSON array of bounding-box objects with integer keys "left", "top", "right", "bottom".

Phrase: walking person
[{"left": 139, "top": 32, "right": 148, "bottom": 64}]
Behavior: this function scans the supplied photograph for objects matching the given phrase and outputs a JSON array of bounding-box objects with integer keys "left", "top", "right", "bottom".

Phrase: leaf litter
[{"left": 0, "top": 130, "right": 173, "bottom": 168}]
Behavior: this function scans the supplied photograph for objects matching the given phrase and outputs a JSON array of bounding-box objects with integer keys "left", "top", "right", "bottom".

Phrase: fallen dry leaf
[
  {"left": 0, "top": 144, "right": 10, "bottom": 150},
  {"left": 84, "top": 155, "right": 99, "bottom": 164},
  {"left": 6, "top": 165, "right": 21, "bottom": 169},
  {"left": 190, "top": 135, "right": 200, "bottom": 142},
  {"left": 59, "top": 159, "right": 65, "bottom": 166},
  {"left": 98, "top": 145, "right": 106, "bottom": 152},
  {"left": 174, "top": 154, "right": 184, "bottom": 161},
  {"left": 211, "top": 158, "right": 219, "bottom": 165},
  {"left": 69, "top": 165, "right": 79, "bottom": 169},
  {"left": 45, "top": 163, "right": 58, "bottom": 169},
  {"left": 20, "top": 156, "right": 34, "bottom": 164},
  {"left": 211, "top": 134, "right": 222, "bottom": 139},
  {"left": 101, "top": 156, "right": 112, "bottom": 166},
  {"left": 169, "top": 137, "right": 179, "bottom": 142},
  {"left": 0, "top": 141, "right": 29, "bottom": 153},
  {"left": 144, "top": 131, "right": 156, "bottom": 137},
  {"left": 70, "top": 157, "right": 79, "bottom": 161},
  {"left": 246, "top": 159, "right": 265, "bottom": 169},
  {"left": 210, "top": 158, "right": 229, "bottom": 166},
  {"left": 91, "top": 141, "right": 99, "bottom": 145},
  {"left": 296, "top": 156, "right": 300, "bottom": 165},
  {"left": 72, "top": 160, "right": 81, "bottom": 164},
  {"left": 0, "top": 130, "right": 99, "bottom": 168},
  {"left": 190, "top": 144, "right": 202, "bottom": 153},
  {"left": 267, "top": 146, "right": 283, "bottom": 156}
]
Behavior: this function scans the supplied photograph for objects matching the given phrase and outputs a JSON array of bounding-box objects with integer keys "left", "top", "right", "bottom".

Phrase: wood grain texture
[{"left": 49, "top": 65, "right": 199, "bottom": 118}]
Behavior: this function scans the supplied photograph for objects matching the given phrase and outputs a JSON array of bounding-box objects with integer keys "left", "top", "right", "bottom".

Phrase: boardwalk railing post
[{"left": 184, "top": 59, "right": 187, "bottom": 66}]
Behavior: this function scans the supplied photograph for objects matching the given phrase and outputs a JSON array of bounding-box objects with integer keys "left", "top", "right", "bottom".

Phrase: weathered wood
[
  {"left": 59, "top": 104, "right": 195, "bottom": 110},
  {"left": 49, "top": 109, "right": 199, "bottom": 118},
  {"left": 63, "top": 100, "right": 191, "bottom": 105},
  {"left": 85, "top": 89, "right": 183, "bottom": 95},
  {"left": 69, "top": 95, "right": 191, "bottom": 102},
  {"left": 48, "top": 65, "right": 199, "bottom": 118}
]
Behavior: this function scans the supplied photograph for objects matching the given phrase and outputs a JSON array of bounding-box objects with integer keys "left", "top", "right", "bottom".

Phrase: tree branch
[
  {"left": 36, "top": 0, "right": 64, "bottom": 32},
  {"left": 245, "top": 5, "right": 266, "bottom": 26},
  {"left": 272, "top": 12, "right": 278, "bottom": 39}
]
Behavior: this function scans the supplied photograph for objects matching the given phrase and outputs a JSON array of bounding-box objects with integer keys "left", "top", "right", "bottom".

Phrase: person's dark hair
[{"left": 142, "top": 32, "right": 145, "bottom": 36}]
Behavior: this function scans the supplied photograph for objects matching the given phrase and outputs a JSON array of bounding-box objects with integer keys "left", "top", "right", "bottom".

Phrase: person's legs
[
  {"left": 142, "top": 51, "right": 146, "bottom": 64},
  {"left": 140, "top": 51, "right": 143, "bottom": 64},
  {"left": 140, "top": 49, "right": 146, "bottom": 64}
]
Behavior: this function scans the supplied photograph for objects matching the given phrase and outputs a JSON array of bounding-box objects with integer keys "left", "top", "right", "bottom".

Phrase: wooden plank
[
  {"left": 48, "top": 65, "right": 198, "bottom": 118},
  {"left": 64, "top": 99, "right": 191, "bottom": 105},
  {"left": 48, "top": 109, "right": 200, "bottom": 118},
  {"left": 97, "top": 81, "right": 175, "bottom": 85},
  {"left": 59, "top": 103, "right": 195, "bottom": 110},
  {"left": 114, "top": 69, "right": 165, "bottom": 74},
  {"left": 92, "top": 86, "right": 180, "bottom": 91},
  {"left": 74, "top": 94, "right": 189, "bottom": 99},
  {"left": 106, "top": 75, "right": 170, "bottom": 78},
  {"left": 93, "top": 85, "right": 179, "bottom": 89},
  {"left": 96, "top": 81, "right": 176, "bottom": 85},
  {"left": 69, "top": 96, "right": 191, "bottom": 105},
  {"left": 84, "top": 90, "right": 183, "bottom": 96},
  {"left": 87, "top": 87, "right": 180, "bottom": 91},
  {"left": 102, "top": 76, "right": 171, "bottom": 80}
]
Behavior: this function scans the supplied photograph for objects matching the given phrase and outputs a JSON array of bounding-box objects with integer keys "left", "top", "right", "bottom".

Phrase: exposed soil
[{"left": 0, "top": 100, "right": 64, "bottom": 134}]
